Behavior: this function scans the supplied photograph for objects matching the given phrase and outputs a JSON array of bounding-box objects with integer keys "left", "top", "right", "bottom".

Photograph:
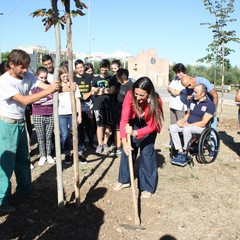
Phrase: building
[{"left": 128, "top": 48, "right": 169, "bottom": 87}]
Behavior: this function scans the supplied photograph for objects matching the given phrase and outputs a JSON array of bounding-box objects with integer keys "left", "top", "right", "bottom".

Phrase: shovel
[{"left": 120, "top": 132, "right": 145, "bottom": 231}]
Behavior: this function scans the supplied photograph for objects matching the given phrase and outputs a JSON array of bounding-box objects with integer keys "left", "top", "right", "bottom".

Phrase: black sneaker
[
  {"left": 79, "top": 155, "right": 87, "bottom": 165},
  {"left": 65, "top": 154, "right": 72, "bottom": 165}
]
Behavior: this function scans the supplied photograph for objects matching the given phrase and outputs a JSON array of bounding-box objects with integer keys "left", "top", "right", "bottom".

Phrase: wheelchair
[{"left": 170, "top": 125, "right": 220, "bottom": 167}]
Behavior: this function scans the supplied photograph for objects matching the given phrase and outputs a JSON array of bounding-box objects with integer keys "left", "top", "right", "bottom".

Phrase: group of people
[
  {"left": 0, "top": 48, "right": 223, "bottom": 213},
  {"left": 167, "top": 63, "right": 219, "bottom": 166}
]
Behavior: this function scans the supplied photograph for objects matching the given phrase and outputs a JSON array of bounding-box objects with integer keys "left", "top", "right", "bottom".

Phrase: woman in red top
[{"left": 113, "top": 77, "right": 164, "bottom": 198}]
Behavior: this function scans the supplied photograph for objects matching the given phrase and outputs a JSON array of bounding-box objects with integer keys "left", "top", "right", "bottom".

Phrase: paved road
[{"left": 156, "top": 87, "right": 238, "bottom": 106}]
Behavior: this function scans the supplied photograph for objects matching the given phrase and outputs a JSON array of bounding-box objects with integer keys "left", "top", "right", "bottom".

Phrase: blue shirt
[{"left": 188, "top": 97, "right": 215, "bottom": 124}]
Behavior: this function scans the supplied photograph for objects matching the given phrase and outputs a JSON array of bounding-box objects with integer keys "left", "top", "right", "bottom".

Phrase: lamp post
[
  {"left": 0, "top": 12, "right": 4, "bottom": 64},
  {"left": 88, "top": 0, "right": 91, "bottom": 62}
]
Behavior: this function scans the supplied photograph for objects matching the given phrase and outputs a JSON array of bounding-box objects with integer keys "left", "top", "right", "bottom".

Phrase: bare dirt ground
[{"left": 0, "top": 102, "right": 240, "bottom": 240}]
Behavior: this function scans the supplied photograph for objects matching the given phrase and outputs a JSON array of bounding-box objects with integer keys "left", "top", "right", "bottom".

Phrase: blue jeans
[
  {"left": 59, "top": 114, "right": 72, "bottom": 152},
  {"left": 118, "top": 130, "right": 158, "bottom": 193}
]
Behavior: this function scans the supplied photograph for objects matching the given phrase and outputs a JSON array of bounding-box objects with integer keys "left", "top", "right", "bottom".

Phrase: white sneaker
[
  {"left": 38, "top": 156, "right": 46, "bottom": 166},
  {"left": 141, "top": 191, "right": 152, "bottom": 199},
  {"left": 113, "top": 182, "right": 130, "bottom": 191},
  {"left": 47, "top": 155, "right": 55, "bottom": 164}
]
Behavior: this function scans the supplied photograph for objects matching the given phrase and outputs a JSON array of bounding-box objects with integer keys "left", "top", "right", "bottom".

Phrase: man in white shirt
[{"left": 0, "top": 49, "right": 60, "bottom": 213}]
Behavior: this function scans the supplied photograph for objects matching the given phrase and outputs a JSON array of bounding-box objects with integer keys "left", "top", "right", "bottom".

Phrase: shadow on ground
[
  {"left": 219, "top": 131, "right": 240, "bottom": 156},
  {"left": 0, "top": 157, "right": 112, "bottom": 240}
]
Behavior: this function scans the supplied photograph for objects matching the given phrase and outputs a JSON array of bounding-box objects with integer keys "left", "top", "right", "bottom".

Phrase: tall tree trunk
[
  {"left": 52, "top": 0, "right": 64, "bottom": 208},
  {"left": 213, "top": 46, "right": 218, "bottom": 87},
  {"left": 65, "top": 0, "right": 81, "bottom": 206},
  {"left": 220, "top": 41, "right": 225, "bottom": 123}
]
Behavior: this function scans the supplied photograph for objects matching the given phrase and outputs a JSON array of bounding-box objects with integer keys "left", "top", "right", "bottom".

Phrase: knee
[
  {"left": 170, "top": 124, "right": 177, "bottom": 133},
  {"left": 182, "top": 126, "right": 191, "bottom": 135}
]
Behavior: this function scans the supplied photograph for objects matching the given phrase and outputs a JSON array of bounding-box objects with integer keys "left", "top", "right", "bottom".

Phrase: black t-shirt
[
  {"left": 91, "top": 75, "right": 116, "bottom": 110},
  {"left": 74, "top": 73, "right": 93, "bottom": 102},
  {"left": 117, "top": 80, "right": 133, "bottom": 104}
]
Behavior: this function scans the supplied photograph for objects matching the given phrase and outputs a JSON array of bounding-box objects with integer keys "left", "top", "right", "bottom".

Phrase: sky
[{"left": 1, "top": 0, "right": 240, "bottom": 66}]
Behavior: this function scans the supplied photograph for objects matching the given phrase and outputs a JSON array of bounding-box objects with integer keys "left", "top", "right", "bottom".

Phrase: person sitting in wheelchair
[{"left": 170, "top": 83, "right": 215, "bottom": 167}]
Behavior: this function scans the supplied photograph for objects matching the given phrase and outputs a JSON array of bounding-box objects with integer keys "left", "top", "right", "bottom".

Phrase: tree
[
  {"left": 31, "top": 0, "right": 87, "bottom": 207},
  {"left": 199, "top": 0, "right": 240, "bottom": 122}
]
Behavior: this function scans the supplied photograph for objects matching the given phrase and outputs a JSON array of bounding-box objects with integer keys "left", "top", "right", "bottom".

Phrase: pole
[
  {"left": 88, "top": 0, "right": 91, "bottom": 61},
  {"left": 0, "top": 12, "right": 4, "bottom": 64},
  {"left": 52, "top": 0, "right": 64, "bottom": 208},
  {"left": 65, "top": 1, "right": 81, "bottom": 206}
]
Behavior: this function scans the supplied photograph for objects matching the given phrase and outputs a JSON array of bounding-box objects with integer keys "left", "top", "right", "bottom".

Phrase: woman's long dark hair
[{"left": 131, "top": 77, "right": 164, "bottom": 130}]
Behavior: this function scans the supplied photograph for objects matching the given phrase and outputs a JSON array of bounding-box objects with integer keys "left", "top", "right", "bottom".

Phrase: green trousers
[{"left": 0, "top": 120, "right": 31, "bottom": 205}]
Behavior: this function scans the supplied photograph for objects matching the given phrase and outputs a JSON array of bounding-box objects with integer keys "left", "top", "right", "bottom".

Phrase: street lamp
[
  {"left": 0, "top": 12, "right": 4, "bottom": 64},
  {"left": 88, "top": 0, "right": 91, "bottom": 61}
]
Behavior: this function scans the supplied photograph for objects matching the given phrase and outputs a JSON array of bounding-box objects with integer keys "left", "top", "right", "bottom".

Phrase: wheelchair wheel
[
  {"left": 198, "top": 127, "right": 220, "bottom": 164},
  {"left": 186, "top": 135, "right": 204, "bottom": 164}
]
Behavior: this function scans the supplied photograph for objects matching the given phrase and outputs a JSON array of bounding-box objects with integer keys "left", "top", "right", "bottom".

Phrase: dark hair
[
  {"left": 42, "top": 54, "right": 53, "bottom": 63},
  {"left": 172, "top": 63, "right": 186, "bottom": 74},
  {"left": 111, "top": 59, "right": 121, "bottom": 68},
  {"left": 132, "top": 77, "right": 164, "bottom": 130},
  {"left": 198, "top": 83, "right": 207, "bottom": 94},
  {"left": 100, "top": 59, "right": 110, "bottom": 68},
  {"left": 8, "top": 49, "right": 31, "bottom": 67},
  {"left": 74, "top": 59, "right": 84, "bottom": 67},
  {"left": 116, "top": 68, "right": 129, "bottom": 83},
  {"left": 0, "top": 61, "right": 9, "bottom": 75},
  {"left": 85, "top": 62, "right": 95, "bottom": 74},
  {"left": 60, "top": 60, "right": 68, "bottom": 67},
  {"left": 36, "top": 66, "right": 48, "bottom": 76}
]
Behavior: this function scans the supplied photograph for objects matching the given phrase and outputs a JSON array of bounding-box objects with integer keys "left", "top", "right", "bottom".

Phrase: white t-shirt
[
  {"left": 47, "top": 73, "right": 54, "bottom": 83},
  {"left": 0, "top": 71, "right": 40, "bottom": 119},
  {"left": 169, "top": 78, "right": 188, "bottom": 111},
  {"left": 58, "top": 87, "right": 81, "bottom": 115}
]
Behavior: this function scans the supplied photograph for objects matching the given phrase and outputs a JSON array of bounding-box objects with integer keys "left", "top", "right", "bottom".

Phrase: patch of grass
[
  {"left": 181, "top": 173, "right": 199, "bottom": 180},
  {"left": 80, "top": 167, "right": 91, "bottom": 174},
  {"left": 220, "top": 163, "right": 238, "bottom": 170}
]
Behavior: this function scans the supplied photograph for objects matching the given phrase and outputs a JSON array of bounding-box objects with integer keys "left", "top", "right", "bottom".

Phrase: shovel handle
[{"left": 127, "top": 133, "right": 141, "bottom": 226}]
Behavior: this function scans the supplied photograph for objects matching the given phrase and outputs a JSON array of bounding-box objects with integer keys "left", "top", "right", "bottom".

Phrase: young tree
[
  {"left": 199, "top": 0, "right": 240, "bottom": 122},
  {"left": 31, "top": 0, "right": 87, "bottom": 207}
]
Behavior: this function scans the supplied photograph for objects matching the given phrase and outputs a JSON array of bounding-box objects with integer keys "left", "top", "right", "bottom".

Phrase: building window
[
  {"left": 150, "top": 57, "right": 156, "bottom": 65},
  {"left": 133, "top": 63, "right": 138, "bottom": 71}
]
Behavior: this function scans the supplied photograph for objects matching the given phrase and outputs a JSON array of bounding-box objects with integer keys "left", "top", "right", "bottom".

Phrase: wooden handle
[{"left": 127, "top": 133, "right": 140, "bottom": 225}]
